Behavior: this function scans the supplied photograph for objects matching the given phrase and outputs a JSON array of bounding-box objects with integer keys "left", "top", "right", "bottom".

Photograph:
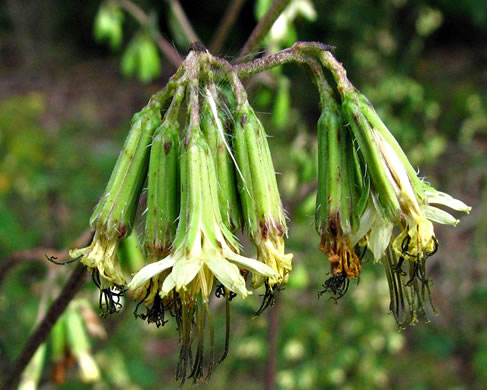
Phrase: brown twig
[
  {"left": 1, "top": 263, "right": 88, "bottom": 390},
  {"left": 169, "top": 0, "right": 200, "bottom": 44},
  {"left": 112, "top": 0, "right": 182, "bottom": 68},
  {"left": 239, "top": 0, "right": 292, "bottom": 60},
  {"left": 0, "top": 230, "right": 92, "bottom": 289},
  {"left": 209, "top": 0, "right": 247, "bottom": 54}
]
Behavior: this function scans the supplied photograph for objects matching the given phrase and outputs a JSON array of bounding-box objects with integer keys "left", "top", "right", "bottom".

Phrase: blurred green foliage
[{"left": 1, "top": 0, "right": 487, "bottom": 389}]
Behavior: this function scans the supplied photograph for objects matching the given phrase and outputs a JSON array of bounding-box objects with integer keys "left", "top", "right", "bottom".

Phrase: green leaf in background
[
  {"left": 167, "top": 0, "right": 191, "bottom": 49},
  {"left": 121, "top": 33, "right": 161, "bottom": 83},
  {"left": 272, "top": 76, "right": 291, "bottom": 128},
  {"left": 94, "top": 2, "right": 124, "bottom": 50}
]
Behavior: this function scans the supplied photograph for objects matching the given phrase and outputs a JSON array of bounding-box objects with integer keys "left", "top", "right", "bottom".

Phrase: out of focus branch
[
  {"left": 1, "top": 263, "right": 88, "bottom": 390},
  {"left": 112, "top": 0, "right": 183, "bottom": 67},
  {"left": 169, "top": 0, "right": 200, "bottom": 44},
  {"left": 239, "top": 0, "right": 291, "bottom": 60},
  {"left": 210, "top": 0, "right": 247, "bottom": 54},
  {"left": 0, "top": 230, "right": 92, "bottom": 289}
]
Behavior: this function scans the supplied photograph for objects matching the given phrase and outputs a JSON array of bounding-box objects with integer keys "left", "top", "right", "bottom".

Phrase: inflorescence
[{"left": 67, "top": 42, "right": 470, "bottom": 383}]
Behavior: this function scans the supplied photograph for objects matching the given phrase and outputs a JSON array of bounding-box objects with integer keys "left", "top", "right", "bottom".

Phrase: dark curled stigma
[
  {"left": 253, "top": 281, "right": 283, "bottom": 316},
  {"left": 392, "top": 256, "right": 407, "bottom": 276},
  {"left": 426, "top": 237, "right": 439, "bottom": 257},
  {"left": 134, "top": 279, "right": 152, "bottom": 319},
  {"left": 406, "top": 259, "right": 429, "bottom": 287},
  {"left": 169, "top": 296, "right": 183, "bottom": 341},
  {"left": 215, "top": 284, "right": 237, "bottom": 301},
  {"left": 45, "top": 254, "right": 81, "bottom": 265},
  {"left": 318, "top": 273, "right": 349, "bottom": 303},
  {"left": 92, "top": 270, "right": 125, "bottom": 317},
  {"left": 400, "top": 234, "right": 436, "bottom": 260},
  {"left": 133, "top": 281, "right": 168, "bottom": 328},
  {"left": 356, "top": 246, "right": 367, "bottom": 263}
]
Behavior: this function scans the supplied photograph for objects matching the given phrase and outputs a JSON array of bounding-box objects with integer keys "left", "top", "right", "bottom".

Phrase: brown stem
[
  {"left": 265, "top": 301, "right": 279, "bottom": 390},
  {"left": 239, "top": 0, "right": 292, "bottom": 60},
  {"left": 209, "top": 0, "right": 247, "bottom": 54},
  {"left": 1, "top": 263, "right": 88, "bottom": 390},
  {"left": 112, "top": 0, "right": 182, "bottom": 68},
  {"left": 169, "top": 0, "right": 200, "bottom": 44}
]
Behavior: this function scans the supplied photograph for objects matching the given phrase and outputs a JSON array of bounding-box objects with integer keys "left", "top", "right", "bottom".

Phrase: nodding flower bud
[
  {"left": 233, "top": 100, "right": 293, "bottom": 300},
  {"left": 18, "top": 343, "right": 47, "bottom": 390},
  {"left": 316, "top": 91, "right": 361, "bottom": 293},
  {"left": 133, "top": 87, "right": 183, "bottom": 310},
  {"left": 201, "top": 84, "right": 242, "bottom": 233},
  {"left": 129, "top": 105, "right": 275, "bottom": 382},
  {"left": 65, "top": 305, "right": 101, "bottom": 383},
  {"left": 342, "top": 90, "right": 470, "bottom": 265},
  {"left": 70, "top": 102, "right": 162, "bottom": 301}
]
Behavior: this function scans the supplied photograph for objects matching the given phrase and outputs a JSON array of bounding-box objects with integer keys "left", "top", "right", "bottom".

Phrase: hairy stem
[
  {"left": 210, "top": 0, "right": 247, "bottom": 54},
  {"left": 235, "top": 42, "right": 333, "bottom": 79},
  {"left": 239, "top": 0, "right": 292, "bottom": 60},
  {"left": 112, "top": 0, "right": 182, "bottom": 68},
  {"left": 1, "top": 263, "right": 88, "bottom": 390}
]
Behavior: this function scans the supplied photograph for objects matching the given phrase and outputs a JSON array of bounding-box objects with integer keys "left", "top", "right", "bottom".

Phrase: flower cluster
[
  {"left": 69, "top": 43, "right": 470, "bottom": 381},
  {"left": 313, "top": 49, "right": 470, "bottom": 326},
  {"left": 70, "top": 47, "right": 292, "bottom": 383}
]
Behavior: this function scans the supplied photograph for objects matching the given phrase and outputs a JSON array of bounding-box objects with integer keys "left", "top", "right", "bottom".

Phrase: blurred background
[{"left": 1, "top": 0, "right": 487, "bottom": 389}]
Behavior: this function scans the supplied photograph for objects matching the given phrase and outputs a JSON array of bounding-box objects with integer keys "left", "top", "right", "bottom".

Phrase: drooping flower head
[
  {"left": 129, "top": 71, "right": 276, "bottom": 382},
  {"left": 70, "top": 102, "right": 162, "bottom": 314},
  {"left": 315, "top": 86, "right": 363, "bottom": 300},
  {"left": 233, "top": 99, "right": 293, "bottom": 314}
]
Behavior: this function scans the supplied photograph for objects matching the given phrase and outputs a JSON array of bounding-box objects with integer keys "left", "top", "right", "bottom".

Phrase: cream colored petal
[
  {"left": 77, "top": 351, "right": 100, "bottom": 383},
  {"left": 205, "top": 255, "right": 249, "bottom": 298},
  {"left": 160, "top": 273, "right": 176, "bottom": 297},
  {"left": 351, "top": 201, "right": 377, "bottom": 246},
  {"left": 172, "top": 255, "right": 202, "bottom": 290},
  {"left": 369, "top": 218, "right": 393, "bottom": 261},
  {"left": 127, "top": 257, "right": 175, "bottom": 290},
  {"left": 424, "top": 205, "right": 459, "bottom": 226},
  {"left": 425, "top": 189, "right": 471, "bottom": 213},
  {"left": 225, "top": 250, "right": 277, "bottom": 279}
]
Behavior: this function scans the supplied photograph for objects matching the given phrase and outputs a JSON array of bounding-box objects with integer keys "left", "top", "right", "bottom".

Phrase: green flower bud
[
  {"left": 132, "top": 87, "right": 183, "bottom": 311},
  {"left": 233, "top": 100, "right": 293, "bottom": 293},
  {"left": 50, "top": 314, "right": 66, "bottom": 364},
  {"left": 65, "top": 306, "right": 100, "bottom": 383},
  {"left": 70, "top": 102, "right": 161, "bottom": 292},
  {"left": 315, "top": 91, "right": 361, "bottom": 284},
  {"left": 129, "top": 124, "right": 275, "bottom": 383},
  {"left": 201, "top": 84, "right": 241, "bottom": 232},
  {"left": 121, "top": 34, "right": 161, "bottom": 83},
  {"left": 343, "top": 90, "right": 470, "bottom": 263},
  {"left": 18, "top": 343, "right": 47, "bottom": 390},
  {"left": 129, "top": 128, "right": 275, "bottom": 302}
]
